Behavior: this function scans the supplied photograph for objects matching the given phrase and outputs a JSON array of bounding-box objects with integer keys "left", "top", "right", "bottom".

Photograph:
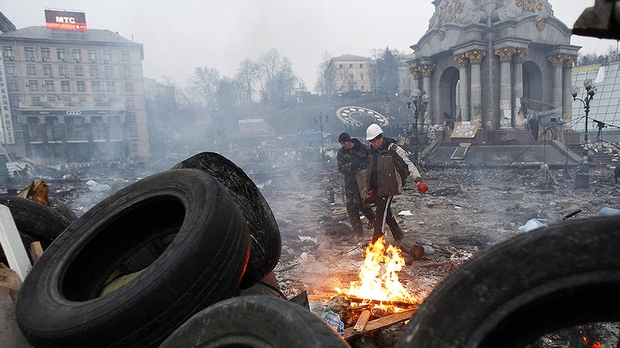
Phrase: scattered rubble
[{"left": 2, "top": 144, "right": 620, "bottom": 347}]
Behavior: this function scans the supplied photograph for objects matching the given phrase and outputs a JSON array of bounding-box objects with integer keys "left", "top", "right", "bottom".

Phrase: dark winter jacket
[
  {"left": 367, "top": 137, "right": 420, "bottom": 197},
  {"left": 337, "top": 138, "right": 368, "bottom": 190}
]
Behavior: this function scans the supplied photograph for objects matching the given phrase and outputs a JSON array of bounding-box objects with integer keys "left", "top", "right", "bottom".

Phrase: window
[
  {"left": 106, "top": 81, "right": 115, "bottom": 92},
  {"left": 76, "top": 81, "right": 86, "bottom": 92},
  {"left": 25, "top": 47, "right": 35, "bottom": 61},
  {"left": 360, "top": 64, "right": 363, "bottom": 68},
  {"left": 74, "top": 65, "right": 84, "bottom": 76},
  {"left": 61, "top": 80, "right": 70, "bottom": 92},
  {"left": 9, "top": 96, "right": 19, "bottom": 107},
  {"left": 59, "top": 65, "right": 69, "bottom": 77},
  {"left": 5, "top": 64, "right": 16, "bottom": 76},
  {"left": 121, "top": 51, "right": 130, "bottom": 62},
  {"left": 109, "top": 116, "right": 122, "bottom": 140},
  {"left": 3, "top": 46, "right": 14, "bottom": 59},
  {"left": 28, "top": 80, "right": 39, "bottom": 91},
  {"left": 57, "top": 48, "right": 67, "bottom": 61},
  {"left": 43, "top": 64, "right": 53, "bottom": 76},
  {"left": 72, "top": 49, "right": 82, "bottom": 61},
  {"left": 122, "top": 66, "right": 132, "bottom": 78},
  {"left": 131, "top": 143, "right": 139, "bottom": 153},
  {"left": 66, "top": 117, "right": 85, "bottom": 139},
  {"left": 128, "top": 126, "right": 138, "bottom": 138},
  {"left": 124, "top": 82, "right": 134, "bottom": 93},
  {"left": 88, "top": 50, "right": 97, "bottom": 62},
  {"left": 109, "top": 96, "right": 118, "bottom": 104},
  {"left": 125, "top": 97, "right": 135, "bottom": 107},
  {"left": 78, "top": 96, "right": 87, "bottom": 105},
  {"left": 31, "top": 96, "right": 41, "bottom": 107},
  {"left": 45, "top": 80, "right": 55, "bottom": 91},
  {"left": 8, "top": 81, "right": 18, "bottom": 91},
  {"left": 27, "top": 117, "right": 42, "bottom": 139},
  {"left": 94, "top": 96, "right": 104, "bottom": 106},
  {"left": 126, "top": 111, "right": 136, "bottom": 123},
  {"left": 92, "top": 117, "right": 105, "bottom": 140},
  {"left": 48, "top": 117, "right": 62, "bottom": 141},
  {"left": 349, "top": 64, "right": 353, "bottom": 68},
  {"left": 339, "top": 64, "right": 343, "bottom": 68},
  {"left": 361, "top": 73, "right": 364, "bottom": 80},
  {"left": 63, "top": 96, "right": 72, "bottom": 106},
  {"left": 41, "top": 47, "right": 50, "bottom": 60},
  {"left": 27, "top": 64, "right": 37, "bottom": 75},
  {"left": 89, "top": 65, "right": 99, "bottom": 77},
  {"left": 91, "top": 81, "right": 101, "bottom": 92},
  {"left": 103, "top": 50, "right": 112, "bottom": 62},
  {"left": 47, "top": 96, "right": 56, "bottom": 103},
  {"left": 105, "top": 66, "right": 114, "bottom": 78}
]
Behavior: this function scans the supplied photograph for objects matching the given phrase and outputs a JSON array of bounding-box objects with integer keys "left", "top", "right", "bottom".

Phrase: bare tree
[
  {"left": 257, "top": 48, "right": 298, "bottom": 104},
  {"left": 235, "top": 59, "right": 259, "bottom": 106},
  {"left": 315, "top": 51, "right": 335, "bottom": 96},
  {"left": 216, "top": 76, "right": 241, "bottom": 109},
  {"left": 187, "top": 67, "right": 220, "bottom": 108}
]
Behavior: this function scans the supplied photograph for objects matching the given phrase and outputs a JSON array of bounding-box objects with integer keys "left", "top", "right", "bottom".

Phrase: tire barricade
[
  {"left": 14, "top": 153, "right": 289, "bottom": 348},
  {"left": 15, "top": 151, "right": 620, "bottom": 347}
]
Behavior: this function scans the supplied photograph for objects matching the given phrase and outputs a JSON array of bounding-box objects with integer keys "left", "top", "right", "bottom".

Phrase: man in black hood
[{"left": 337, "top": 132, "right": 375, "bottom": 239}]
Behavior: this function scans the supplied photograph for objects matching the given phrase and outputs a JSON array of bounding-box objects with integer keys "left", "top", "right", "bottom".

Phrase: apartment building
[
  {"left": 0, "top": 24, "right": 149, "bottom": 162},
  {"left": 332, "top": 54, "right": 373, "bottom": 94},
  {"left": 332, "top": 53, "right": 415, "bottom": 96}
]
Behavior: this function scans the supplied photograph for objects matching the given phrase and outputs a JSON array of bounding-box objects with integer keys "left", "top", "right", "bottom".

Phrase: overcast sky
[{"left": 2, "top": 0, "right": 616, "bottom": 91}]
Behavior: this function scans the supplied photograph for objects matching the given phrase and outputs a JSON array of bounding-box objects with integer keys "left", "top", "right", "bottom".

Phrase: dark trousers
[
  {"left": 345, "top": 187, "right": 374, "bottom": 235},
  {"left": 372, "top": 195, "right": 403, "bottom": 242}
]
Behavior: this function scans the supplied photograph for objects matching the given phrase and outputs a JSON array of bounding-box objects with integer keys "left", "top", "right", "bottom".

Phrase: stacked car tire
[{"left": 14, "top": 153, "right": 297, "bottom": 348}]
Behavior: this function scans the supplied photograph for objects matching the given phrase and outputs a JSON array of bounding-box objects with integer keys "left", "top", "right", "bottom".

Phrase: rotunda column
[
  {"left": 465, "top": 50, "right": 486, "bottom": 124},
  {"left": 548, "top": 53, "right": 564, "bottom": 111},
  {"left": 454, "top": 53, "right": 470, "bottom": 121},
  {"left": 561, "top": 54, "right": 578, "bottom": 130},
  {"left": 419, "top": 64, "right": 435, "bottom": 127},
  {"left": 513, "top": 48, "right": 528, "bottom": 129},
  {"left": 495, "top": 47, "right": 517, "bottom": 129}
]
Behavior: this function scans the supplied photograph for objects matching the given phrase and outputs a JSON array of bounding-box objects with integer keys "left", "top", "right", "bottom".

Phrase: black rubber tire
[
  {"left": 0, "top": 195, "right": 73, "bottom": 262},
  {"left": 172, "top": 152, "right": 281, "bottom": 289},
  {"left": 48, "top": 196, "right": 79, "bottom": 222},
  {"left": 239, "top": 281, "right": 287, "bottom": 300},
  {"left": 159, "top": 295, "right": 351, "bottom": 348},
  {"left": 15, "top": 169, "right": 251, "bottom": 348},
  {"left": 395, "top": 215, "right": 620, "bottom": 348}
]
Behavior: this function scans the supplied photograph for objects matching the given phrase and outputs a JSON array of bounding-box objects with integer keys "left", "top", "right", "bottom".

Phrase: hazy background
[{"left": 2, "top": 0, "right": 616, "bottom": 91}]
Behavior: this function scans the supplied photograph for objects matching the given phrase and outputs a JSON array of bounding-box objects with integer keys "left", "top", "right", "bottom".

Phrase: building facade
[
  {"left": 408, "top": 0, "right": 579, "bottom": 136},
  {"left": 0, "top": 26, "right": 149, "bottom": 162},
  {"left": 332, "top": 54, "right": 373, "bottom": 94}
]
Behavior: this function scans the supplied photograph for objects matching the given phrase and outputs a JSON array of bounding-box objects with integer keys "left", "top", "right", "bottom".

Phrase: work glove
[
  {"left": 368, "top": 189, "right": 375, "bottom": 201},
  {"left": 417, "top": 181, "right": 428, "bottom": 195}
]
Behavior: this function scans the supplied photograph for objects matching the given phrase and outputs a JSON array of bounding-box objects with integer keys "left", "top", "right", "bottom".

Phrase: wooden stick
[
  {"left": 344, "top": 309, "right": 415, "bottom": 339},
  {"left": 29, "top": 241, "right": 43, "bottom": 264},
  {"left": 347, "top": 296, "right": 419, "bottom": 309},
  {"left": 352, "top": 310, "right": 371, "bottom": 334}
]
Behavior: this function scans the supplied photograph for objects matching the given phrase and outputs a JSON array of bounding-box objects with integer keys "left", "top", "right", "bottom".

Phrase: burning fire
[
  {"left": 580, "top": 330, "right": 601, "bottom": 348},
  {"left": 336, "top": 236, "right": 416, "bottom": 307}
]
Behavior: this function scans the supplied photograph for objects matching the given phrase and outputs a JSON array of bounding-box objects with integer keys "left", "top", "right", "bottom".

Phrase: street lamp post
[
  {"left": 407, "top": 88, "right": 429, "bottom": 164},
  {"left": 572, "top": 78, "right": 597, "bottom": 143},
  {"left": 315, "top": 112, "right": 328, "bottom": 164}
]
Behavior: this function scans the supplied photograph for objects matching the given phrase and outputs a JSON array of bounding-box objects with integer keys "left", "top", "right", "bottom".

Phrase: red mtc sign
[{"left": 45, "top": 10, "right": 87, "bottom": 32}]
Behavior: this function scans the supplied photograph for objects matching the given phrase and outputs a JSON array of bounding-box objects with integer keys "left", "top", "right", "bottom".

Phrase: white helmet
[{"left": 366, "top": 124, "right": 383, "bottom": 140}]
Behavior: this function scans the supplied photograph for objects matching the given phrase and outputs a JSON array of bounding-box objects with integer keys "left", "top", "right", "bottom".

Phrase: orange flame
[
  {"left": 581, "top": 330, "right": 601, "bottom": 348},
  {"left": 336, "top": 236, "right": 416, "bottom": 306}
]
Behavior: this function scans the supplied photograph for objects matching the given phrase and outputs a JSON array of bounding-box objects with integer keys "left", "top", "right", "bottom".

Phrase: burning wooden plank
[{"left": 344, "top": 309, "right": 415, "bottom": 339}]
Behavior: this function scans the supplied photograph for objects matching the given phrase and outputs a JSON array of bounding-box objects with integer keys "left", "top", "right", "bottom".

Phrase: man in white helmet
[{"left": 363, "top": 124, "right": 428, "bottom": 243}]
